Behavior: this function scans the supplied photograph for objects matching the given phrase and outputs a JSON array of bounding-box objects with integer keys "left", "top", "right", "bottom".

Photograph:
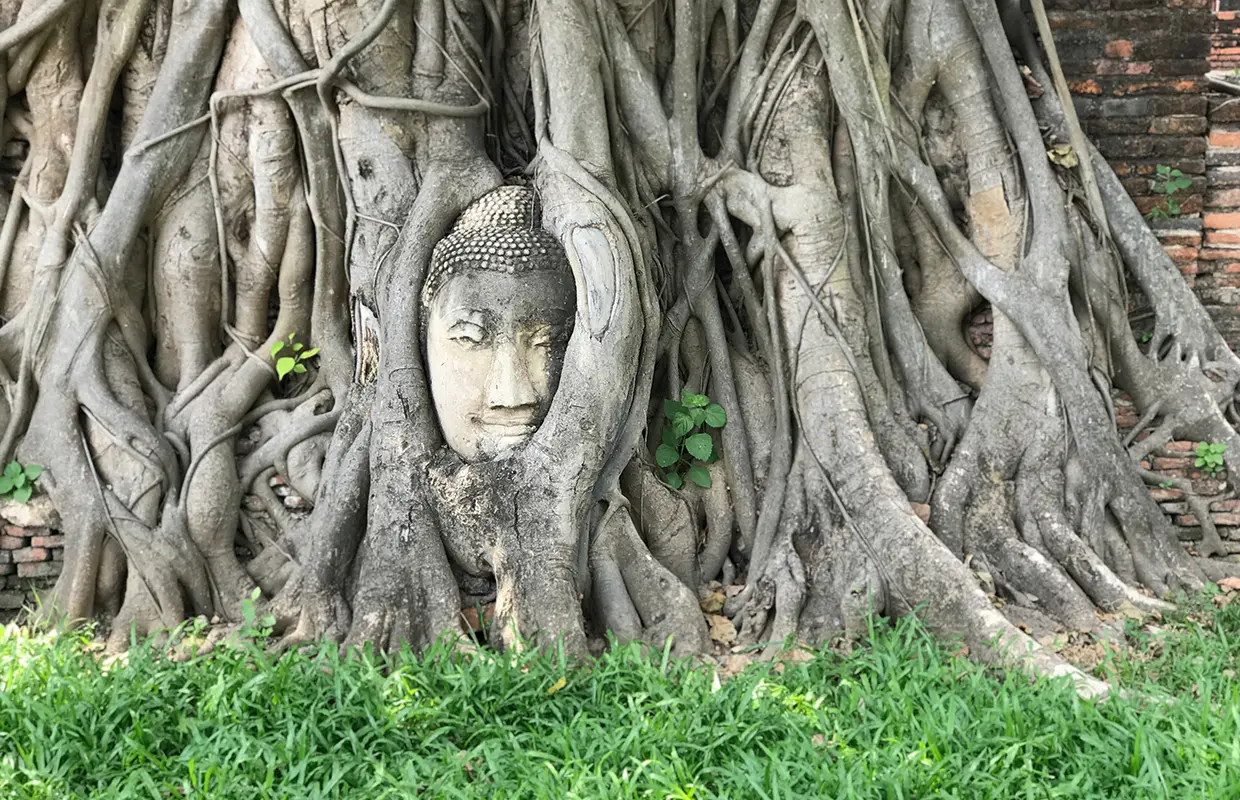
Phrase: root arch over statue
[{"left": 4, "top": 0, "right": 1239, "bottom": 695}]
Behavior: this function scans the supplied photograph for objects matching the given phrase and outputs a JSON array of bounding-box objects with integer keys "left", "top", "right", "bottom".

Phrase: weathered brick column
[
  {"left": 1213, "top": 5, "right": 1240, "bottom": 71},
  {"left": 1050, "top": 0, "right": 1211, "bottom": 213},
  {"left": 0, "top": 497, "right": 63, "bottom": 612},
  {"left": 1047, "top": 0, "right": 1224, "bottom": 342}
]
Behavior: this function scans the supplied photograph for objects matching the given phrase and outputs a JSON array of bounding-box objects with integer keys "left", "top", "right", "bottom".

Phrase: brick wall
[
  {"left": 0, "top": 497, "right": 62, "bottom": 613},
  {"left": 1213, "top": 7, "right": 1240, "bottom": 70},
  {"left": 1051, "top": 0, "right": 1212, "bottom": 218},
  {"left": 1046, "top": 0, "right": 1240, "bottom": 355}
]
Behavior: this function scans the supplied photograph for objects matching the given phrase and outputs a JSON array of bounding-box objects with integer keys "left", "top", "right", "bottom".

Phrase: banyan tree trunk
[{"left": 1, "top": 0, "right": 1235, "bottom": 697}]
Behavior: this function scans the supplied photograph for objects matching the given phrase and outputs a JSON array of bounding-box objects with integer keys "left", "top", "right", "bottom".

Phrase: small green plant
[
  {"left": 1158, "top": 479, "right": 1174, "bottom": 489},
  {"left": 656, "top": 390, "right": 726, "bottom": 489},
  {"left": 270, "top": 332, "right": 319, "bottom": 381},
  {"left": 1145, "top": 164, "right": 1193, "bottom": 220},
  {"left": 1195, "top": 441, "right": 1227, "bottom": 478},
  {"left": 239, "top": 587, "right": 276, "bottom": 639},
  {"left": 0, "top": 461, "right": 42, "bottom": 504},
  {"left": 1140, "top": 331, "right": 1153, "bottom": 344}
]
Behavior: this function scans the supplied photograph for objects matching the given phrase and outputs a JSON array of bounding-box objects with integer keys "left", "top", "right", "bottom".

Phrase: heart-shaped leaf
[
  {"left": 0, "top": 476, "right": 13, "bottom": 495},
  {"left": 12, "top": 485, "right": 31, "bottom": 504},
  {"left": 23, "top": 464, "right": 42, "bottom": 481},
  {"left": 685, "top": 433, "right": 713, "bottom": 461},
  {"left": 682, "top": 392, "right": 709, "bottom": 408},
  {"left": 665, "top": 471, "right": 684, "bottom": 490},
  {"left": 270, "top": 340, "right": 285, "bottom": 357},
  {"left": 300, "top": 347, "right": 320, "bottom": 360},
  {"left": 672, "top": 413, "right": 694, "bottom": 437},
  {"left": 4, "top": 462, "right": 20, "bottom": 479},
  {"left": 687, "top": 464, "right": 711, "bottom": 488},
  {"left": 704, "top": 404, "right": 727, "bottom": 428},
  {"left": 276, "top": 357, "right": 296, "bottom": 380},
  {"left": 661, "top": 426, "right": 679, "bottom": 448},
  {"left": 663, "top": 399, "right": 686, "bottom": 418},
  {"left": 655, "top": 444, "right": 680, "bottom": 468},
  {"left": 293, "top": 363, "right": 307, "bottom": 374}
]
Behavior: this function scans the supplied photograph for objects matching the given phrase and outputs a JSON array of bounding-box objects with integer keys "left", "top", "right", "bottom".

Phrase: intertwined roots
[{"left": 2, "top": 0, "right": 1236, "bottom": 693}]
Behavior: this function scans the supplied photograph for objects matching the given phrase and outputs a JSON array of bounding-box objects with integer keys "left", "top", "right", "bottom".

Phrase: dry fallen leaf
[
  {"left": 721, "top": 653, "right": 752, "bottom": 678},
  {"left": 779, "top": 646, "right": 815, "bottom": 664},
  {"left": 546, "top": 676, "right": 567, "bottom": 695},
  {"left": 699, "top": 590, "right": 726, "bottom": 614},
  {"left": 1020, "top": 64, "right": 1044, "bottom": 97},
  {"left": 1218, "top": 577, "right": 1240, "bottom": 593},
  {"left": 1047, "top": 143, "right": 1078, "bottom": 168},
  {"left": 707, "top": 614, "right": 737, "bottom": 646}
]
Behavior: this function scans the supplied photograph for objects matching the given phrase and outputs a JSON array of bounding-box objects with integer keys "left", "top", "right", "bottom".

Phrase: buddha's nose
[{"left": 486, "top": 340, "right": 538, "bottom": 409}]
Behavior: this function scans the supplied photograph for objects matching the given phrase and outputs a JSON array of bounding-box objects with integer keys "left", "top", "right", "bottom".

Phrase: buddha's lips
[{"left": 477, "top": 420, "right": 538, "bottom": 437}]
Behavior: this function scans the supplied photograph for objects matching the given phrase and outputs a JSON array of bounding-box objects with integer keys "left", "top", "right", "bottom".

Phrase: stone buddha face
[{"left": 424, "top": 187, "right": 576, "bottom": 462}]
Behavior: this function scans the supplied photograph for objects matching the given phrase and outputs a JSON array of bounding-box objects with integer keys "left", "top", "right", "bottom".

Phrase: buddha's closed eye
[
  {"left": 529, "top": 325, "right": 556, "bottom": 349},
  {"left": 449, "top": 321, "right": 490, "bottom": 347}
]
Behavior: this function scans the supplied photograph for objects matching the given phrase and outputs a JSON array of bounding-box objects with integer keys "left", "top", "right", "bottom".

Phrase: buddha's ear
[{"left": 565, "top": 224, "right": 620, "bottom": 341}]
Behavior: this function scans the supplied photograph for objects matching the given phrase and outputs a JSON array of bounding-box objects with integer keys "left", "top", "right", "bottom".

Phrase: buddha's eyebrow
[
  {"left": 444, "top": 308, "right": 493, "bottom": 326},
  {"left": 516, "top": 308, "right": 573, "bottom": 326}
]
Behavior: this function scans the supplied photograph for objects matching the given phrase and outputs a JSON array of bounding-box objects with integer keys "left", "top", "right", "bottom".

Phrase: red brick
[
  {"left": 1199, "top": 247, "right": 1240, "bottom": 261},
  {"left": 1213, "top": 513, "right": 1240, "bottom": 526},
  {"left": 1153, "top": 456, "right": 1192, "bottom": 470},
  {"left": 1155, "top": 229, "right": 1203, "bottom": 247},
  {"left": 0, "top": 535, "right": 24, "bottom": 549},
  {"left": 1211, "top": 499, "right": 1240, "bottom": 512},
  {"left": 16, "top": 562, "right": 59, "bottom": 579},
  {"left": 11, "top": 547, "right": 47, "bottom": 564},
  {"left": 1070, "top": 79, "right": 1103, "bottom": 95},
  {"left": 1205, "top": 230, "right": 1240, "bottom": 246},
  {"left": 1106, "top": 40, "right": 1135, "bottom": 58},
  {"left": 1149, "top": 488, "right": 1184, "bottom": 501},
  {"left": 1094, "top": 60, "right": 1152, "bottom": 76},
  {"left": 1149, "top": 116, "right": 1208, "bottom": 135},
  {"left": 1212, "top": 129, "right": 1240, "bottom": 148},
  {"left": 1206, "top": 212, "right": 1240, "bottom": 229},
  {"left": 1209, "top": 188, "right": 1240, "bottom": 208},
  {"left": 1164, "top": 441, "right": 1196, "bottom": 451},
  {"left": 29, "top": 535, "right": 64, "bottom": 548},
  {"left": 1163, "top": 246, "right": 1198, "bottom": 263}
]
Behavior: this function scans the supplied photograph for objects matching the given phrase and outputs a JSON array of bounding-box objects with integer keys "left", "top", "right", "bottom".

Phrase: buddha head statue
[{"left": 423, "top": 185, "right": 576, "bottom": 462}]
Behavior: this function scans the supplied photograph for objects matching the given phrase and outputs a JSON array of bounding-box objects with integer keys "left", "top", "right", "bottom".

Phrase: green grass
[{"left": 1, "top": 595, "right": 1239, "bottom": 799}]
